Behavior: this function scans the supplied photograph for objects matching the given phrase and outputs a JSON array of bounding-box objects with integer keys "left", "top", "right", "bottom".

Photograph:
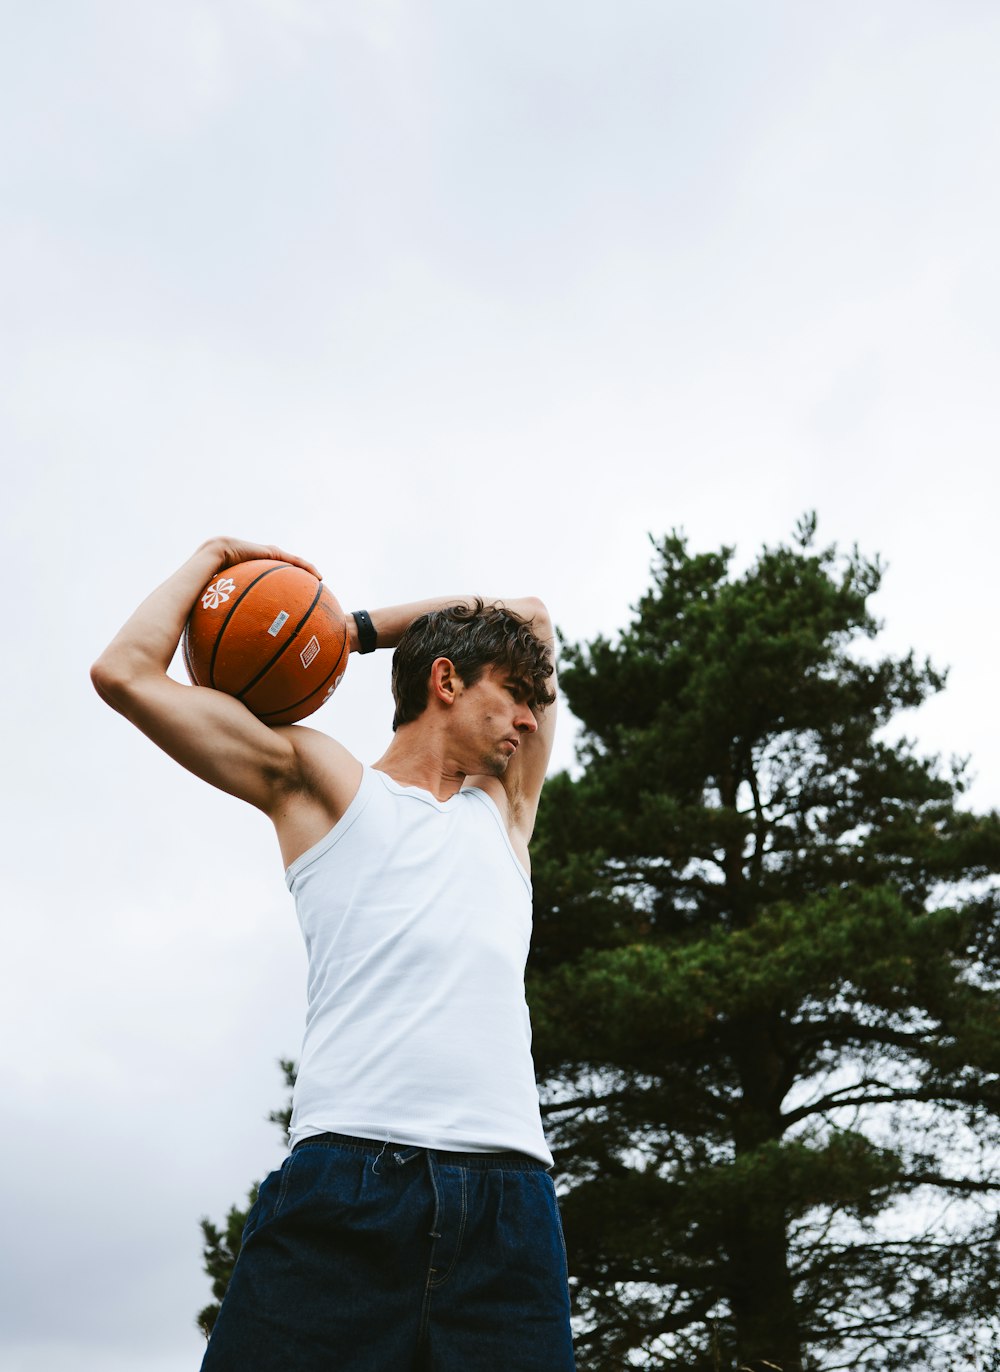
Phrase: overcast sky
[{"left": 3, "top": 2, "right": 1000, "bottom": 1368}]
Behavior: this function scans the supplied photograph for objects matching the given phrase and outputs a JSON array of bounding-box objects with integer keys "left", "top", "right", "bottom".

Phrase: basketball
[{"left": 183, "top": 560, "right": 350, "bottom": 725}]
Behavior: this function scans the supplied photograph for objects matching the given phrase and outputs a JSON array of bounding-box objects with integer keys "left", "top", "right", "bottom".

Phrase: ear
[{"left": 428, "top": 657, "right": 462, "bottom": 708}]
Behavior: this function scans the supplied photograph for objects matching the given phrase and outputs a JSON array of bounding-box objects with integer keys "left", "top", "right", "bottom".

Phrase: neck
[{"left": 373, "top": 727, "right": 467, "bottom": 801}]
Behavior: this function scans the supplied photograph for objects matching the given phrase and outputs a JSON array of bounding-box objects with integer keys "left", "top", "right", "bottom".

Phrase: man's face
[{"left": 454, "top": 663, "right": 539, "bottom": 776}]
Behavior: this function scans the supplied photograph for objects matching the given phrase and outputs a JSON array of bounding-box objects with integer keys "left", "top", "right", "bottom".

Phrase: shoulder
[
  {"left": 275, "top": 724, "right": 362, "bottom": 805},
  {"left": 269, "top": 725, "right": 365, "bottom": 868}
]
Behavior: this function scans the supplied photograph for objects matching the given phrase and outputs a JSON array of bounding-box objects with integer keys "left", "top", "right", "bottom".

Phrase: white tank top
[{"left": 284, "top": 766, "right": 554, "bottom": 1166}]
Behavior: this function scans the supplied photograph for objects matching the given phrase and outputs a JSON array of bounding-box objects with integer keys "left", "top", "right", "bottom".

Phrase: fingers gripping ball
[{"left": 183, "top": 560, "right": 349, "bottom": 725}]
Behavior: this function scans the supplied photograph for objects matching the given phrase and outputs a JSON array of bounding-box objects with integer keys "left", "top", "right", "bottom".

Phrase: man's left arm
[{"left": 490, "top": 597, "right": 558, "bottom": 848}]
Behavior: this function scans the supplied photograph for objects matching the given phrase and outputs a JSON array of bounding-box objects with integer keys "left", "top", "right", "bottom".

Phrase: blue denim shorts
[{"left": 200, "top": 1132, "right": 576, "bottom": 1371}]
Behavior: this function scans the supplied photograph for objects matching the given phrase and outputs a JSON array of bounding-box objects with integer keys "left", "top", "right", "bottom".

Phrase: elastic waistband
[{"left": 291, "top": 1130, "right": 550, "bottom": 1172}]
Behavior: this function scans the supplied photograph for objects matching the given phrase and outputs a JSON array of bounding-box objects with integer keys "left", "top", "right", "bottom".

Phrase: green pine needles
[{"left": 528, "top": 518, "right": 1000, "bottom": 1372}]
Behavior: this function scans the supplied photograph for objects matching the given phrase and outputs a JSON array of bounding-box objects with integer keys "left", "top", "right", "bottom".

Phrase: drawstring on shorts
[
  {"left": 371, "top": 1142, "right": 443, "bottom": 1239},
  {"left": 425, "top": 1152, "right": 443, "bottom": 1240}
]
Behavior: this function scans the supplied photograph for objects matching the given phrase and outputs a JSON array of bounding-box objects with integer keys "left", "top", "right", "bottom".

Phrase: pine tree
[
  {"left": 196, "top": 1185, "right": 259, "bottom": 1340},
  {"left": 196, "top": 1059, "right": 297, "bottom": 1339},
  {"left": 529, "top": 517, "right": 1000, "bottom": 1371}
]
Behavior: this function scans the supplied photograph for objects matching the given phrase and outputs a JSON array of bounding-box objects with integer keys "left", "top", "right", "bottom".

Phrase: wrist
[
  {"left": 351, "top": 609, "right": 378, "bottom": 655},
  {"left": 195, "top": 538, "right": 228, "bottom": 571}
]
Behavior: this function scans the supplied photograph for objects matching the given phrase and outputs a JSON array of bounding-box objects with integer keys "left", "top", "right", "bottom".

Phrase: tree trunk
[
  {"left": 727, "top": 1015, "right": 804, "bottom": 1372},
  {"left": 727, "top": 1212, "right": 804, "bottom": 1372}
]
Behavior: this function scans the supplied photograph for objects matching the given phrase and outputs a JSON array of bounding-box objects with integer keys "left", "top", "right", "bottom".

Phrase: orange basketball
[{"left": 183, "top": 560, "right": 350, "bottom": 725}]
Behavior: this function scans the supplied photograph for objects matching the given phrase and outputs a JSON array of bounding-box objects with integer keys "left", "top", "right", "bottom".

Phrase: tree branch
[{"left": 782, "top": 1082, "right": 995, "bottom": 1127}]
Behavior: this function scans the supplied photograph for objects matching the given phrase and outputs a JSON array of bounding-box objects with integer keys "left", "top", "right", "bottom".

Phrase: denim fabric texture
[{"left": 200, "top": 1132, "right": 576, "bottom": 1372}]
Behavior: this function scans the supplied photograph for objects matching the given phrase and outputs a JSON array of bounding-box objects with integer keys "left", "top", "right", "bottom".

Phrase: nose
[{"left": 516, "top": 706, "right": 538, "bottom": 734}]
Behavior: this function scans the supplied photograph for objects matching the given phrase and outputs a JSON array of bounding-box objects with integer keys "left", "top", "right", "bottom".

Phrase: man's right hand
[{"left": 204, "top": 536, "right": 323, "bottom": 582}]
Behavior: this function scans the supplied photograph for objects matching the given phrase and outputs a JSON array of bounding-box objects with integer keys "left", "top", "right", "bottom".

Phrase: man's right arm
[{"left": 90, "top": 537, "right": 323, "bottom": 814}]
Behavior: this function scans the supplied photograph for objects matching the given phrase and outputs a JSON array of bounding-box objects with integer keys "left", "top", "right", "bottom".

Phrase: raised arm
[
  {"left": 90, "top": 537, "right": 326, "bottom": 813},
  {"left": 481, "top": 597, "right": 558, "bottom": 845}
]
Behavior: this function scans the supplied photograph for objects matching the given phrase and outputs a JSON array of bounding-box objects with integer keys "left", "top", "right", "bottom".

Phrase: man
[{"left": 91, "top": 536, "right": 575, "bottom": 1372}]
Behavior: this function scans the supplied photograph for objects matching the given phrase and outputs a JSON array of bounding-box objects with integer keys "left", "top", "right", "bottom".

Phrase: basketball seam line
[
  {"left": 181, "top": 628, "right": 194, "bottom": 684},
  {"left": 256, "top": 634, "right": 350, "bottom": 722},
  {"left": 236, "top": 581, "right": 325, "bottom": 701},
  {"left": 208, "top": 563, "right": 288, "bottom": 690}
]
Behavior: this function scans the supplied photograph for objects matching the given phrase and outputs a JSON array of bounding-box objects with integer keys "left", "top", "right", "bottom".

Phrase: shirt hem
[{"left": 288, "top": 1120, "right": 554, "bottom": 1167}]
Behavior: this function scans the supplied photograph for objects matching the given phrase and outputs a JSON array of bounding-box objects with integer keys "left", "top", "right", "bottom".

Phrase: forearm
[
  {"left": 91, "top": 536, "right": 321, "bottom": 699},
  {"left": 92, "top": 541, "right": 228, "bottom": 692},
  {"left": 358, "top": 596, "right": 550, "bottom": 652}
]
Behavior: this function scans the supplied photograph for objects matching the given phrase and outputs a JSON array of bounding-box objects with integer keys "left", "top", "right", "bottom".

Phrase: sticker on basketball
[{"left": 183, "top": 560, "right": 349, "bottom": 725}]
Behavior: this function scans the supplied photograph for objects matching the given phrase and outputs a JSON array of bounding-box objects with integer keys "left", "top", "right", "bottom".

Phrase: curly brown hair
[{"left": 390, "top": 600, "right": 555, "bottom": 731}]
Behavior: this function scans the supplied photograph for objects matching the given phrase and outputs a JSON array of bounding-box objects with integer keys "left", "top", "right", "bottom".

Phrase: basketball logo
[{"left": 201, "top": 577, "right": 237, "bottom": 611}]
